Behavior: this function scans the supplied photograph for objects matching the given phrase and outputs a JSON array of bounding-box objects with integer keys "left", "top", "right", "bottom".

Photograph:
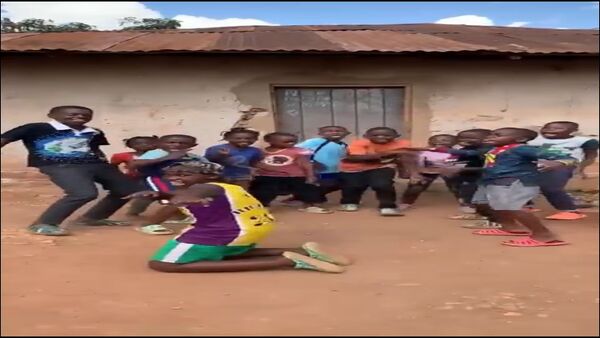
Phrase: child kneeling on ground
[{"left": 127, "top": 161, "right": 351, "bottom": 273}]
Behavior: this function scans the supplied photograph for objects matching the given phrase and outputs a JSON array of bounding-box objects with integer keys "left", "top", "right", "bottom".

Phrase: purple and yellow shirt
[{"left": 175, "top": 183, "right": 275, "bottom": 246}]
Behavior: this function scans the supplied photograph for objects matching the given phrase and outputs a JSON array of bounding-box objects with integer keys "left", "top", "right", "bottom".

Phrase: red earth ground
[{"left": 1, "top": 169, "right": 598, "bottom": 336}]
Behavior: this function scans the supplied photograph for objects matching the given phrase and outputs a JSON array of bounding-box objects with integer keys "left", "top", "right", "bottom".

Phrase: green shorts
[{"left": 151, "top": 240, "right": 255, "bottom": 264}]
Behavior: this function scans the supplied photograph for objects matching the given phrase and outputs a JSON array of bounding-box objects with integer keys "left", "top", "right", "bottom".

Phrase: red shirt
[
  {"left": 256, "top": 147, "right": 312, "bottom": 177},
  {"left": 110, "top": 152, "right": 140, "bottom": 178}
]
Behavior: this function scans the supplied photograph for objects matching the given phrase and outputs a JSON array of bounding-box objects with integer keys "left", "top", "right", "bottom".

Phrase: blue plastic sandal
[{"left": 27, "top": 224, "right": 70, "bottom": 236}]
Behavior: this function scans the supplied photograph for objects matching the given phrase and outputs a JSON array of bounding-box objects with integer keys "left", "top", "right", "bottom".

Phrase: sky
[{"left": 1, "top": 1, "right": 598, "bottom": 30}]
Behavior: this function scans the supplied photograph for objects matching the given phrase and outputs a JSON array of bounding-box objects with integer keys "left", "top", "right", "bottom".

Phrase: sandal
[
  {"left": 502, "top": 237, "right": 569, "bottom": 247},
  {"left": 472, "top": 229, "right": 531, "bottom": 236},
  {"left": 163, "top": 216, "right": 196, "bottom": 225},
  {"left": 74, "top": 219, "right": 130, "bottom": 226},
  {"left": 298, "top": 206, "right": 333, "bottom": 214},
  {"left": 460, "top": 220, "right": 501, "bottom": 229},
  {"left": 136, "top": 224, "right": 175, "bottom": 235},
  {"left": 449, "top": 214, "right": 487, "bottom": 220},
  {"left": 27, "top": 224, "right": 70, "bottom": 236}
]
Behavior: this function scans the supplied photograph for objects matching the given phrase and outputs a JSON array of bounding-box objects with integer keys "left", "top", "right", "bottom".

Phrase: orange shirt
[{"left": 339, "top": 138, "right": 412, "bottom": 172}]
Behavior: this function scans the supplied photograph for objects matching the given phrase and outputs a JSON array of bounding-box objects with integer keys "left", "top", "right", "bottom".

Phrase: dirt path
[{"left": 1, "top": 176, "right": 598, "bottom": 336}]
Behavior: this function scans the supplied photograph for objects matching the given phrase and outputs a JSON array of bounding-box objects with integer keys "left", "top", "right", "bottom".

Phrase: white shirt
[{"left": 528, "top": 135, "right": 597, "bottom": 162}]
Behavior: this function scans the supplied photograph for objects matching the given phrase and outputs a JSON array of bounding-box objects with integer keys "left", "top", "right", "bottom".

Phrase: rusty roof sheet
[{"left": 1, "top": 24, "right": 598, "bottom": 54}]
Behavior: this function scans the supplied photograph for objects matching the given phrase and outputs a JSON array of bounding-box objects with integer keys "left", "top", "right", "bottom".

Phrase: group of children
[{"left": 1, "top": 106, "right": 598, "bottom": 274}]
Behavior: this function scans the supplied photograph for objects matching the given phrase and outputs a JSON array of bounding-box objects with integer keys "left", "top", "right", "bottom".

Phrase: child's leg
[
  {"left": 366, "top": 168, "right": 398, "bottom": 209},
  {"left": 539, "top": 168, "right": 577, "bottom": 210},
  {"left": 400, "top": 174, "right": 437, "bottom": 205},
  {"left": 148, "top": 244, "right": 346, "bottom": 273},
  {"left": 248, "top": 176, "right": 281, "bottom": 206},
  {"left": 442, "top": 176, "right": 461, "bottom": 201},
  {"left": 290, "top": 178, "right": 328, "bottom": 208},
  {"left": 78, "top": 164, "right": 140, "bottom": 224},
  {"left": 36, "top": 165, "right": 99, "bottom": 227},
  {"left": 339, "top": 171, "right": 369, "bottom": 206},
  {"left": 127, "top": 198, "right": 154, "bottom": 216},
  {"left": 487, "top": 181, "right": 561, "bottom": 241}
]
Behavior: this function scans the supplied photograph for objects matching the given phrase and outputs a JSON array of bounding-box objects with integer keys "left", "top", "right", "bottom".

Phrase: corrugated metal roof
[{"left": 1, "top": 24, "right": 598, "bottom": 54}]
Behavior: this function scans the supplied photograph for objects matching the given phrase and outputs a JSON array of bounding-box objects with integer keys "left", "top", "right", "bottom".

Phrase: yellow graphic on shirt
[
  {"left": 484, "top": 153, "right": 497, "bottom": 167},
  {"left": 210, "top": 182, "right": 275, "bottom": 246}
]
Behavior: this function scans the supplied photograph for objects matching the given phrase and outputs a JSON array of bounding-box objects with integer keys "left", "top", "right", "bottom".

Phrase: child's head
[
  {"left": 364, "top": 127, "right": 399, "bottom": 144},
  {"left": 47, "top": 105, "right": 93, "bottom": 128},
  {"left": 540, "top": 121, "right": 578, "bottom": 139},
  {"left": 123, "top": 136, "right": 158, "bottom": 153},
  {"left": 158, "top": 134, "right": 197, "bottom": 152},
  {"left": 222, "top": 128, "right": 260, "bottom": 148},
  {"left": 163, "top": 161, "right": 223, "bottom": 187},
  {"left": 428, "top": 134, "right": 458, "bottom": 148},
  {"left": 484, "top": 128, "right": 538, "bottom": 146},
  {"left": 318, "top": 126, "right": 350, "bottom": 141},
  {"left": 456, "top": 129, "right": 492, "bottom": 147},
  {"left": 263, "top": 132, "right": 298, "bottom": 148}
]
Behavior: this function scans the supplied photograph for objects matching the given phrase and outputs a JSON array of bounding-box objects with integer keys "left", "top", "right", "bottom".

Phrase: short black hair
[
  {"left": 365, "top": 127, "right": 399, "bottom": 136},
  {"left": 494, "top": 128, "right": 538, "bottom": 141},
  {"left": 49, "top": 105, "right": 93, "bottom": 115},
  {"left": 263, "top": 132, "right": 297, "bottom": 142},
  {"left": 159, "top": 134, "right": 197, "bottom": 142},
  {"left": 544, "top": 121, "right": 579, "bottom": 129},
  {"left": 123, "top": 136, "right": 158, "bottom": 147},
  {"left": 458, "top": 129, "right": 492, "bottom": 136},
  {"left": 318, "top": 126, "right": 349, "bottom": 131},
  {"left": 222, "top": 127, "right": 260, "bottom": 139}
]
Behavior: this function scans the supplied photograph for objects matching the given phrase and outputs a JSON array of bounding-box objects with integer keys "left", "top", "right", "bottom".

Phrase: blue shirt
[
  {"left": 481, "top": 144, "right": 574, "bottom": 186},
  {"left": 204, "top": 144, "right": 263, "bottom": 179},
  {"left": 297, "top": 138, "right": 348, "bottom": 174},
  {"left": 137, "top": 149, "right": 209, "bottom": 177}
]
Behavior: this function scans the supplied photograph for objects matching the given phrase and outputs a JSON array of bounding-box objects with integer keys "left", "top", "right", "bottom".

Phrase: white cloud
[
  {"left": 0, "top": 1, "right": 161, "bottom": 30},
  {"left": 0, "top": 1, "right": 277, "bottom": 30},
  {"left": 507, "top": 21, "right": 529, "bottom": 27},
  {"left": 173, "top": 15, "right": 277, "bottom": 29},
  {"left": 435, "top": 15, "right": 495, "bottom": 26}
]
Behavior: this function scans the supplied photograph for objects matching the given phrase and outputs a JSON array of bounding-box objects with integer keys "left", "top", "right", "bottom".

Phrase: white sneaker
[
  {"left": 339, "top": 204, "right": 359, "bottom": 212},
  {"left": 459, "top": 206, "right": 477, "bottom": 214},
  {"left": 399, "top": 204, "right": 413, "bottom": 211},
  {"left": 380, "top": 208, "right": 404, "bottom": 216}
]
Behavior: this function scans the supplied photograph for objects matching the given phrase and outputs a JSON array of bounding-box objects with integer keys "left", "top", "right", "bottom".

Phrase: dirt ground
[{"left": 1, "top": 171, "right": 598, "bottom": 336}]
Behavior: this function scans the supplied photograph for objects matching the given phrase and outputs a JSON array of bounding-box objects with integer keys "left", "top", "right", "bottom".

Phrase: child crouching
[{"left": 127, "top": 161, "right": 351, "bottom": 273}]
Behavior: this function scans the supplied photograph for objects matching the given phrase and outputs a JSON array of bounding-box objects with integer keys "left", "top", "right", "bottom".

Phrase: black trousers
[
  {"left": 249, "top": 176, "right": 323, "bottom": 206},
  {"left": 340, "top": 168, "right": 397, "bottom": 209},
  {"left": 37, "top": 163, "right": 141, "bottom": 225}
]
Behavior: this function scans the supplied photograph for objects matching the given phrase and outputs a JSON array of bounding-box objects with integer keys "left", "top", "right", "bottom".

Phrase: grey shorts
[{"left": 472, "top": 180, "right": 540, "bottom": 211}]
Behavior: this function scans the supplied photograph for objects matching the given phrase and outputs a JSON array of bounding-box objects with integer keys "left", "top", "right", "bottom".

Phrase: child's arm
[
  {"left": 129, "top": 151, "right": 187, "bottom": 169},
  {"left": 169, "top": 184, "right": 224, "bottom": 205},
  {"left": 578, "top": 140, "right": 599, "bottom": 178},
  {"left": 204, "top": 146, "right": 231, "bottom": 164},
  {"left": 296, "top": 154, "right": 317, "bottom": 184},
  {"left": 1, "top": 124, "right": 36, "bottom": 148}
]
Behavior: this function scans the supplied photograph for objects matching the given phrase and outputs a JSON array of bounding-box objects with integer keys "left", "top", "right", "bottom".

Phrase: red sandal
[
  {"left": 502, "top": 237, "right": 569, "bottom": 247},
  {"left": 472, "top": 229, "right": 531, "bottom": 236}
]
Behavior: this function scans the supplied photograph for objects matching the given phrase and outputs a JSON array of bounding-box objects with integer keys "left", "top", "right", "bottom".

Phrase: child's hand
[
  {"left": 218, "top": 147, "right": 231, "bottom": 156},
  {"left": 306, "top": 176, "right": 318, "bottom": 185},
  {"left": 408, "top": 174, "right": 426, "bottom": 184},
  {"left": 576, "top": 167, "right": 589, "bottom": 179},
  {"left": 537, "top": 159, "right": 566, "bottom": 172},
  {"left": 124, "top": 191, "right": 160, "bottom": 199}
]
